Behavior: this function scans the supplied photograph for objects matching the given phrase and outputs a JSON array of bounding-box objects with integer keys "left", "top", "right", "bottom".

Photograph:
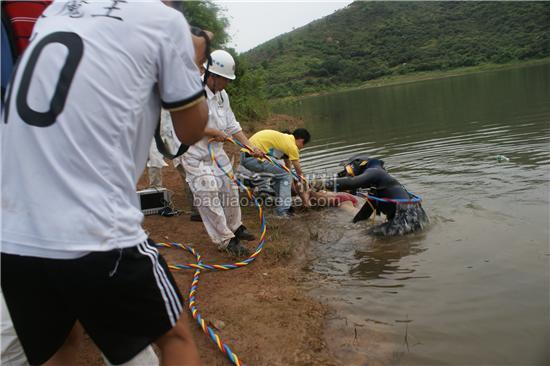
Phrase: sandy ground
[{"left": 76, "top": 116, "right": 337, "bottom": 365}]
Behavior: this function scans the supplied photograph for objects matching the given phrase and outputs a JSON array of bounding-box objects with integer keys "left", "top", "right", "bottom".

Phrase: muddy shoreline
[{"left": 77, "top": 115, "right": 337, "bottom": 365}]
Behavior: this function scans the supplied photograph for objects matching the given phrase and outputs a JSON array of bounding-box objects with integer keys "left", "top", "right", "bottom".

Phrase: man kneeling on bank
[{"left": 240, "top": 128, "right": 311, "bottom": 217}]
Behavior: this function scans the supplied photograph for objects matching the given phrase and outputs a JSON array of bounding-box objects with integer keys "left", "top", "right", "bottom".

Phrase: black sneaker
[
  {"left": 225, "top": 237, "right": 250, "bottom": 257},
  {"left": 234, "top": 225, "right": 256, "bottom": 241}
]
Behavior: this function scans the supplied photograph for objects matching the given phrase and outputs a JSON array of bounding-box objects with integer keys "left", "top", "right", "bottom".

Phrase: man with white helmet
[{"left": 180, "top": 49, "right": 262, "bottom": 256}]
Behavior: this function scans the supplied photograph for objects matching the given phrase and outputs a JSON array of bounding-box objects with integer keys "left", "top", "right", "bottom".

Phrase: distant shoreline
[{"left": 272, "top": 57, "right": 550, "bottom": 103}]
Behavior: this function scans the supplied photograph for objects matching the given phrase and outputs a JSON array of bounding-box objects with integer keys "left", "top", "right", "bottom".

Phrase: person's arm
[
  {"left": 160, "top": 14, "right": 209, "bottom": 147},
  {"left": 216, "top": 93, "right": 263, "bottom": 157},
  {"left": 170, "top": 101, "right": 208, "bottom": 146},
  {"left": 284, "top": 159, "right": 292, "bottom": 170},
  {"left": 203, "top": 127, "right": 228, "bottom": 142},
  {"left": 233, "top": 131, "right": 263, "bottom": 157},
  {"left": 325, "top": 170, "right": 376, "bottom": 191},
  {"left": 290, "top": 159, "right": 310, "bottom": 207},
  {"left": 291, "top": 159, "right": 305, "bottom": 181}
]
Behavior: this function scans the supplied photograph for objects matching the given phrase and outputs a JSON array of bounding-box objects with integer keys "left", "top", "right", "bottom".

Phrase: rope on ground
[
  {"left": 157, "top": 241, "right": 245, "bottom": 365},
  {"left": 156, "top": 137, "right": 278, "bottom": 366}
]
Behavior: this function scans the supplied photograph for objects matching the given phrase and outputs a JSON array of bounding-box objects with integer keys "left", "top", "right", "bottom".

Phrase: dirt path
[{"left": 77, "top": 116, "right": 337, "bottom": 365}]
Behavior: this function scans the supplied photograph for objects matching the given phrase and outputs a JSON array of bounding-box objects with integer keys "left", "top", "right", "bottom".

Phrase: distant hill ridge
[{"left": 243, "top": 1, "right": 550, "bottom": 98}]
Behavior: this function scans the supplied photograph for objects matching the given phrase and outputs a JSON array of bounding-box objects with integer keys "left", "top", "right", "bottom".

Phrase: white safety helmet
[{"left": 206, "top": 49, "right": 236, "bottom": 80}]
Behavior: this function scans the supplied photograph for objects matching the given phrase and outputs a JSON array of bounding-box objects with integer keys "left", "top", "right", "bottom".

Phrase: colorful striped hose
[{"left": 156, "top": 138, "right": 277, "bottom": 366}]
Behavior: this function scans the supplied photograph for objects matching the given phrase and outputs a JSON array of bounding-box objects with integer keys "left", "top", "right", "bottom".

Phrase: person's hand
[
  {"left": 249, "top": 146, "right": 264, "bottom": 158},
  {"left": 296, "top": 183, "right": 311, "bottom": 208},
  {"left": 302, "top": 193, "right": 311, "bottom": 208},
  {"left": 211, "top": 130, "right": 229, "bottom": 142}
]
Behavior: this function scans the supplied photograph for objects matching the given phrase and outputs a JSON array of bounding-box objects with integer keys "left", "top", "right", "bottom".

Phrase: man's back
[
  {"left": 1, "top": 0, "right": 204, "bottom": 258},
  {"left": 249, "top": 129, "right": 300, "bottom": 161}
]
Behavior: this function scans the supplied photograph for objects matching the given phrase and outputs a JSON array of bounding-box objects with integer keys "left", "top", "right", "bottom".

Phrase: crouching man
[{"left": 240, "top": 128, "right": 311, "bottom": 217}]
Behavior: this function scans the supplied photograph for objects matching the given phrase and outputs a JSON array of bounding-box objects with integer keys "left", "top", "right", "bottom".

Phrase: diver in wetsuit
[{"left": 321, "top": 155, "right": 429, "bottom": 236}]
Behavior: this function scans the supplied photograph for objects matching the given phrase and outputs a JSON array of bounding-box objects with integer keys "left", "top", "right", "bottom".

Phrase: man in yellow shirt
[{"left": 240, "top": 129, "right": 311, "bottom": 217}]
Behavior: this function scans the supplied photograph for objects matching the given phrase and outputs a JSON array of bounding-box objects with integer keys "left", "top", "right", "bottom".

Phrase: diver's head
[
  {"left": 338, "top": 159, "right": 368, "bottom": 177},
  {"left": 337, "top": 157, "right": 384, "bottom": 177},
  {"left": 365, "top": 158, "right": 384, "bottom": 169}
]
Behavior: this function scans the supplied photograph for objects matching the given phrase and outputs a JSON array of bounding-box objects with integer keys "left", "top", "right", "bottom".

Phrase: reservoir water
[{"left": 275, "top": 63, "right": 550, "bottom": 365}]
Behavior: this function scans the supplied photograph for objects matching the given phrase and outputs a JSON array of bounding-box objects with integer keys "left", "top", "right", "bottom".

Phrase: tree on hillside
[
  {"left": 227, "top": 54, "right": 270, "bottom": 121},
  {"left": 172, "top": 1, "right": 270, "bottom": 121},
  {"left": 174, "top": 1, "right": 230, "bottom": 48},
  {"left": 244, "top": 1, "right": 550, "bottom": 98}
]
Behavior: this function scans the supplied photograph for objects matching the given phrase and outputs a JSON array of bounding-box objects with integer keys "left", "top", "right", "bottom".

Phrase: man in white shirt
[
  {"left": 1, "top": 1, "right": 207, "bottom": 365},
  {"left": 180, "top": 49, "right": 262, "bottom": 257},
  {"left": 147, "top": 110, "right": 173, "bottom": 188},
  {"left": 148, "top": 109, "right": 200, "bottom": 219}
]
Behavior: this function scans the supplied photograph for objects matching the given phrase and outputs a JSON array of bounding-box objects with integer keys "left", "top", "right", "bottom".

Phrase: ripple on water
[{"left": 294, "top": 65, "right": 550, "bottom": 366}]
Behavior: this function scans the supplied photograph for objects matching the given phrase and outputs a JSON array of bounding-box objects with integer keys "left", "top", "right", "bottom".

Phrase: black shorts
[{"left": 1, "top": 239, "right": 183, "bottom": 365}]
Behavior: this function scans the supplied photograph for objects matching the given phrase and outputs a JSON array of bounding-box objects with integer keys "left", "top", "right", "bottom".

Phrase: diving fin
[{"left": 353, "top": 201, "right": 374, "bottom": 223}]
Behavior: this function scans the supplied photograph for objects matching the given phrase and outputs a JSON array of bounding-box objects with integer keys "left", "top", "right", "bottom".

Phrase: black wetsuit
[{"left": 325, "top": 158, "right": 428, "bottom": 235}]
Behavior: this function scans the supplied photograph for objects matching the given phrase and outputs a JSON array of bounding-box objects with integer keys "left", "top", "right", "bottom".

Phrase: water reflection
[
  {"left": 285, "top": 63, "right": 550, "bottom": 366},
  {"left": 350, "top": 238, "right": 428, "bottom": 281},
  {"left": 308, "top": 210, "right": 429, "bottom": 286}
]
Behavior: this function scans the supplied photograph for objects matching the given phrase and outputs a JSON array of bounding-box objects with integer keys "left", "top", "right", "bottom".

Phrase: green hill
[{"left": 243, "top": 1, "right": 550, "bottom": 98}]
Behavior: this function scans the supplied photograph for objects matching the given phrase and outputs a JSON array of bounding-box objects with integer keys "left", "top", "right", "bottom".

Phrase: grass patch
[{"left": 241, "top": 204, "right": 310, "bottom": 264}]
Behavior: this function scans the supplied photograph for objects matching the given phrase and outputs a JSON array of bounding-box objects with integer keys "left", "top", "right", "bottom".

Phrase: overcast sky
[{"left": 216, "top": 1, "right": 353, "bottom": 53}]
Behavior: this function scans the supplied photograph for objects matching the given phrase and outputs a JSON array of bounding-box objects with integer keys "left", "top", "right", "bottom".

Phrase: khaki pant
[
  {"left": 181, "top": 154, "right": 241, "bottom": 248},
  {"left": 175, "top": 165, "right": 198, "bottom": 216}
]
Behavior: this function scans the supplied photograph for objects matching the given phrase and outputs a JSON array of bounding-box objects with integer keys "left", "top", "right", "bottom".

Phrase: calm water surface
[{"left": 275, "top": 64, "right": 550, "bottom": 365}]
